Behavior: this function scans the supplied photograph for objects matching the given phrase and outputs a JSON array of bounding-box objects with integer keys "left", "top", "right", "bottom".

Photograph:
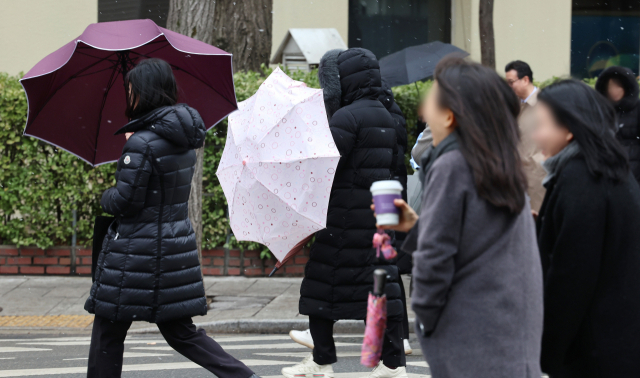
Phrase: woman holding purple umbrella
[{"left": 84, "top": 58, "right": 259, "bottom": 378}]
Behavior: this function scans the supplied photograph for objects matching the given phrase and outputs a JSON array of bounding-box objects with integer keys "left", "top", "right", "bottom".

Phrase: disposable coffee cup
[{"left": 370, "top": 180, "right": 404, "bottom": 226}]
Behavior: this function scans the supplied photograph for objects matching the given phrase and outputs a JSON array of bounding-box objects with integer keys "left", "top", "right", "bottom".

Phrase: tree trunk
[
  {"left": 167, "top": 0, "right": 216, "bottom": 264},
  {"left": 479, "top": 0, "right": 495, "bottom": 70},
  {"left": 212, "top": 0, "right": 273, "bottom": 72},
  {"left": 167, "top": 0, "right": 216, "bottom": 44},
  {"left": 188, "top": 145, "right": 205, "bottom": 260}
]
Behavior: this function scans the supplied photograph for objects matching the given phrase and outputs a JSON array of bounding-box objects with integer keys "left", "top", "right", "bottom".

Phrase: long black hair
[
  {"left": 435, "top": 57, "right": 527, "bottom": 214},
  {"left": 538, "top": 79, "right": 629, "bottom": 181},
  {"left": 124, "top": 58, "right": 178, "bottom": 119}
]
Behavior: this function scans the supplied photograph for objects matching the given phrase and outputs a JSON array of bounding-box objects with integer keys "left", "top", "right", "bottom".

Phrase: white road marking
[
  {"left": 263, "top": 374, "right": 430, "bottom": 378},
  {"left": 62, "top": 352, "right": 174, "bottom": 361},
  {"left": 407, "top": 361, "right": 429, "bottom": 367},
  {"left": 0, "top": 358, "right": 15, "bottom": 360},
  {"left": 0, "top": 360, "right": 295, "bottom": 377},
  {"left": 131, "top": 342, "right": 359, "bottom": 351},
  {"left": 0, "top": 348, "right": 51, "bottom": 353},
  {"left": 254, "top": 351, "right": 363, "bottom": 358},
  {"left": 16, "top": 340, "right": 164, "bottom": 346}
]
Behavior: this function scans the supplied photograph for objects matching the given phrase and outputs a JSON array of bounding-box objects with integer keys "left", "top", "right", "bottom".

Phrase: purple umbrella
[{"left": 20, "top": 19, "right": 237, "bottom": 166}]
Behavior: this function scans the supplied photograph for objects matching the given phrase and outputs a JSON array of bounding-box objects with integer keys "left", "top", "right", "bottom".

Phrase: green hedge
[{"left": 0, "top": 68, "right": 595, "bottom": 251}]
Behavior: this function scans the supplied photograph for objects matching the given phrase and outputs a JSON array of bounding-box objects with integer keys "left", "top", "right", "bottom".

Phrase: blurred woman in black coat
[
  {"left": 84, "top": 59, "right": 257, "bottom": 378},
  {"left": 534, "top": 80, "right": 640, "bottom": 377},
  {"left": 595, "top": 66, "right": 640, "bottom": 182}
]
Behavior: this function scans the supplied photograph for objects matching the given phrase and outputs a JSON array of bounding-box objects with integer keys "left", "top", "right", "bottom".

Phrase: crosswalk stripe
[
  {"left": 255, "top": 352, "right": 362, "bottom": 358},
  {"left": 0, "top": 359, "right": 296, "bottom": 377},
  {"left": 131, "top": 342, "right": 359, "bottom": 351},
  {"left": 0, "top": 348, "right": 51, "bottom": 353},
  {"left": 262, "top": 374, "right": 430, "bottom": 378}
]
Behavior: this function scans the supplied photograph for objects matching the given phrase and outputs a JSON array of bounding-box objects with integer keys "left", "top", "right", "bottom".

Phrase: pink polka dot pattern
[{"left": 216, "top": 67, "right": 340, "bottom": 261}]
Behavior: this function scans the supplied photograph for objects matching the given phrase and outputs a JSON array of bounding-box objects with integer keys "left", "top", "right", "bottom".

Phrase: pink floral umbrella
[{"left": 216, "top": 68, "right": 340, "bottom": 261}]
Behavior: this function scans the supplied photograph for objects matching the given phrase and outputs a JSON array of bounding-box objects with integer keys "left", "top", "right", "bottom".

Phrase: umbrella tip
[{"left": 268, "top": 267, "right": 278, "bottom": 277}]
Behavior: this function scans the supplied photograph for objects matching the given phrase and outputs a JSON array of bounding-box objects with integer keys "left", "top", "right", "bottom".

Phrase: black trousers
[
  {"left": 310, "top": 316, "right": 406, "bottom": 368},
  {"left": 87, "top": 315, "right": 254, "bottom": 378},
  {"left": 399, "top": 277, "right": 410, "bottom": 340}
]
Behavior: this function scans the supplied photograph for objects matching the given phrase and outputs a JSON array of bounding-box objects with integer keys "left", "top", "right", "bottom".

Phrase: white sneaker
[
  {"left": 368, "top": 361, "right": 409, "bottom": 378},
  {"left": 282, "top": 353, "right": 334, "bottom": 378},
  {"left": 290, "top": 329, "right": 314, "bottom": 349},
  {"left": 403, "top": 339, "right": 412, "bottom": 355}
]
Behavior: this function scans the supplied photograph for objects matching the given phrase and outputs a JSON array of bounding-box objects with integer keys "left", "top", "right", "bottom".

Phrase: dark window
[
  {"left": 98, "top": 0, "right": 170, "bottom": 28},
  {"left": 348, "top": 0, "right": 451, "bottom": 60},
  {"left": 571, "top": 0, "right": 640, "bottom": 78}
]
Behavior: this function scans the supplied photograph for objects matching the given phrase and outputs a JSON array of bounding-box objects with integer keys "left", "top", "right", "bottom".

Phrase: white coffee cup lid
[{"left": 370, "top": 180, "right": 403, "bottom": 192}]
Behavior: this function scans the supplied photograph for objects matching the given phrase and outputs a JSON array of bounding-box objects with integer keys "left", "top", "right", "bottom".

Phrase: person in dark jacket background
[
  {"left": 84, "top": 59, "right": 257, "bottom": 378},
  {"left": 595, "top": 66, "right": 640, "bottom": 182},
  {"left": 379, "top": 57, "right": 543, "bottom": 378},
  {"left": 286, "top": 48, "right": 407, "bottom": 378},
  {"left": 378, "top": 79, "right": 413, "bottom": 355},
  {"left": 534, "top": 80, "right": 640, "bottom": 378}
]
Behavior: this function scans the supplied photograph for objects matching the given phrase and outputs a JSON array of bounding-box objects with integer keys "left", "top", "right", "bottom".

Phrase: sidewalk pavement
[{"left": 0, "top": 276, "right": 414, "bottom": 334}]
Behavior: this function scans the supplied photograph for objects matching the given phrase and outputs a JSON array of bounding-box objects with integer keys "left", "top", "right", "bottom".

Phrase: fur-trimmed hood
[
  {"left": 596, "top": 66, "right": 640, "bottom": 112},
  {"left": 318, "top": 48, "right": 384, "bottom": 119}
]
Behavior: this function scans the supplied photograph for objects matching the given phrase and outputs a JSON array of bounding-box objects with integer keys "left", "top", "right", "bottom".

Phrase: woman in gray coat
[{"left": 378, "top": 57, "right": 543, "bottom": 377}]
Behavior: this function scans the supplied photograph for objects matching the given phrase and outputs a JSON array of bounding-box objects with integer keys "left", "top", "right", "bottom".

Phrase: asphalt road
[{"left": 0, "top": 332, "right": 430, "bottom": 377}]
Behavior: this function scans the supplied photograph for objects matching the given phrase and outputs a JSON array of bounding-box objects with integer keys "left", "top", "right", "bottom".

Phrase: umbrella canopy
[
  {"left": 379, "top": 41, "right": 469, "bottom": 87},
  {"left": 21, "top": 19, "right": 236, "bottom": 166},
  {"left": 216, "top": 68, "right": 339, "bottom": 261}
]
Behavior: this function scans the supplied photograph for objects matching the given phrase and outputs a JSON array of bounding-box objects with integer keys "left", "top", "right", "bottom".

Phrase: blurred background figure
[
  {"left": 382, "top": 57, "right": 543, "bottom": 378},
  {"left": 534, "top": 80, "right": 640, "bottom": 378},
  {"left": 505, "top": 60, "right": 546, "bottom": 213},
  {"left": 595, "top": 66, "right": 640, "bottom": 183}
]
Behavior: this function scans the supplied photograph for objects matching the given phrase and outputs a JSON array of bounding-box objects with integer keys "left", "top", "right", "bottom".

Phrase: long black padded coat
[
  {"left": 537, "top": 156, "right": 640, "bottom": 377},
  {"left": 378, "top": 81, "right": 411, "bottom": 275},
  {"left": 299, "top": 48, "right": 403, "bottom": 321},
  {"left": 85, "top": 104, "right": 208, "bottom": 324},
  {"left": 595, "top": 66, "right": 640, "bottom": 182}
]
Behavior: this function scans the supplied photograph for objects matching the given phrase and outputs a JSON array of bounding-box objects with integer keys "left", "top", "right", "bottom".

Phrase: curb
[{"left": 129, "top": 318, "right": 416, "bottom": 334}]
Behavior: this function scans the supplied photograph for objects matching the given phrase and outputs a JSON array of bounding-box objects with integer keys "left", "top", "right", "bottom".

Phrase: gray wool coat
[{"left": 412, "top": 149, "right": 543, "bottom": 378}]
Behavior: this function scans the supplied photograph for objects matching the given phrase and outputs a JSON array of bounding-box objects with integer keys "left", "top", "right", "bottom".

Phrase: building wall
[
  {"left": 271, "top": 0, "right": 349, "bottom": 61},
  {"left": 0, "top": 0, "right": 97, "bottom": 76},
  {"left": 452, "top": 0, "right": 572, "bottom": 81}
]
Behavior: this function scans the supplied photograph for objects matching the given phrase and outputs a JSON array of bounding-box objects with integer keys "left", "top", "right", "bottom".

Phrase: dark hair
[
  {"left": 538, "top": 80, "right": 629, "bottom": 181},
  {"left": 436, "top": 57, "right": 527, "bottom": 214},
  {"left": 124, "top": 58, "right": 178, "bottom": 119},
  {"left": 505, "top": 60, "right": 533, "bottom": 83}
]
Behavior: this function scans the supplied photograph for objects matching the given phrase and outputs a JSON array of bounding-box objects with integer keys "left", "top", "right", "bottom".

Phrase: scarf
[
  {"left": 542, "top": 142, "right": 581, "bottom": 186},
  {"left": 418, "top": 132, "right": 460, "bottom": 185}
]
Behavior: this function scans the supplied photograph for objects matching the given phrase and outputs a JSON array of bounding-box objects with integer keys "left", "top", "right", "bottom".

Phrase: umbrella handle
[{"left": 373, "top": 269, "right": 387, "bottom": 296}]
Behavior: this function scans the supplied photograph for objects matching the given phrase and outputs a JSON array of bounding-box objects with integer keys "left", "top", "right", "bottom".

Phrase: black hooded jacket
[
  {"left": 299, "top": 48, "right": 403, "bottom": 321},
  {"left": 85, "top": 104, "right": 208, "bottom": 323},
  {"left": 596, "top": 66, "right": 640, "bottom": 182}
]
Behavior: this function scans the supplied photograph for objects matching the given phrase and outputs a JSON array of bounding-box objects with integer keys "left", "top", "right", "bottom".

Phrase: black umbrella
[{"left": 379, "top": 41, "right": 469, "bottom": 88}]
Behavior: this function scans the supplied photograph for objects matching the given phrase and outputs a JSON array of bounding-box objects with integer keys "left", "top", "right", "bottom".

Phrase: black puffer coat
[
  {"left": 85, "top": 104, "right": 207, "bottom": 323},
  {"left": 596, "top": 66, "right": 640, "bottom": 182},
  {"left": 299, "top": 48, "right": 403, "bottom": 321},
  {"left": 378, "top": 81, "right": 411, "bottom": 274}
]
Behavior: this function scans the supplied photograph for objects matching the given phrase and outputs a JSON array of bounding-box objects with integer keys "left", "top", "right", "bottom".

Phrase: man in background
[{"left": 505, "top": 60, "right": 546, "bottom": 213}]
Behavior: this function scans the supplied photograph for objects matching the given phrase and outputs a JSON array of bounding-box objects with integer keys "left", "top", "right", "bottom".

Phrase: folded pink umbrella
[
  {"left": 21, "top": 19, "right": 236, "bottom": 166},
  {"left": 361, "top": 269, "right": 388, "bottom": 368}
]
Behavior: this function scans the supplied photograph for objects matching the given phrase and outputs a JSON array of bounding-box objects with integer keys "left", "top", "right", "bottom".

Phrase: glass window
[
  {"left": 571, "top": 0, "right": 640, "bottom": 78},
  {"left": 98, "top": 0, "right": 170, "bottom": 28},
  {"left": 348, "top": 0, "right": 451, "bottom": 60}
]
